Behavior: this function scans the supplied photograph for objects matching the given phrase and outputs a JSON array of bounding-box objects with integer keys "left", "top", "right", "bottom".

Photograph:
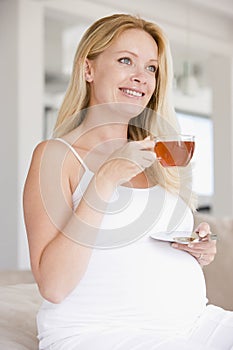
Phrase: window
[{"left": 177, "top": 111, "right": 214, "bottom": 208}]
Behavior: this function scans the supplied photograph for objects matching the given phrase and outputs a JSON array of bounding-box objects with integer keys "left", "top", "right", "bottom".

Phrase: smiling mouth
[{"left": 120, "top": 88, "right": 144, "bottom": 97}]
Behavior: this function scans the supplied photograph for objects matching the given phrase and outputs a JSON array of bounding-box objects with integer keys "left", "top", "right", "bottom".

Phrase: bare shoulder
[
  {"left": 29, "top": 138, "right": 78, "bottom": 168},
  {"left": 31, "top": 139, "right": 66, "bottom": 162},
  {"left": 26, "top": 138, "right": 85, "bottom": 195}
]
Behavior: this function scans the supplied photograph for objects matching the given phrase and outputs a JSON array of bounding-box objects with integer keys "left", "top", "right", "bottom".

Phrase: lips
[{"left": 120, "top": 88, "right": 145, "bottom": 97}]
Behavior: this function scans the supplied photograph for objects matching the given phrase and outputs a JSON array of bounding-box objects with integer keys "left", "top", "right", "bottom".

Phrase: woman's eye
[
  {"left": 147, "top": 65, "right": 157, "bottom": 73},
  {"left": 118, "top": 57, "right": 131, "bottom": 65}
]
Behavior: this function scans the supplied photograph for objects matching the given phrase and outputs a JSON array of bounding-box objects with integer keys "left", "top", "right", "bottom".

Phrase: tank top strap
[{"left": 54, "top": 137, "right": 89, "bottom": 172}]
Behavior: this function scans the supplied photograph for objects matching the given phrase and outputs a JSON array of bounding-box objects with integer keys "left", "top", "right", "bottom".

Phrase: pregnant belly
[{"left": 61, "top": 238, "right": 207, "bottom": 332}]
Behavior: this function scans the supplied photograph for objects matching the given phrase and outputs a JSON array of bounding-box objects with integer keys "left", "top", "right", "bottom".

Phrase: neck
[
  {"left": 66, "top": 103, "right": 142, "bottom": 154},
  {"left": 79, "top": 121, "right": 129, "bottom": 154},
  {"left": 80, "top": 103, "right": 133, "bottom": 142},
  {"left": 82, "top": 102, "right": 141, "bottom": 138}
]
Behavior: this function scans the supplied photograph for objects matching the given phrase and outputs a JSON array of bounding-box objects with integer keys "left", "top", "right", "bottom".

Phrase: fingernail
[
  {"left": 199, "top": 230, "right": 206, "bottom": 237},
  {"left": 172, "top": 243, "right": 178, "bottom": 248},
  {"left": 188, "top": 243, "right": 193, "bottom": 248}
]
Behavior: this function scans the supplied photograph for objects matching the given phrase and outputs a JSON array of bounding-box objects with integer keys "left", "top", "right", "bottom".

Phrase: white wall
[
  {"left": 0, "top": 0, "right": 19, "bottom": 269},
  {"left": 0, "top": 0, "right": 44, "bottom": 269},
  {"left": 17, "top": 0, "right": 44, "bottom": 269},
  {"left": 211, "top": 56, "right": 233, "bottom": 217},
  {"left": 0, "top": 0, "right": 233, "bottom": 270}
]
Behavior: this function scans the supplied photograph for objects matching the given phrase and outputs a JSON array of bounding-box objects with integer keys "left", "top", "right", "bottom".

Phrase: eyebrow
[{"left": 114, "top": 50, "right": 158, "bottom": 62}]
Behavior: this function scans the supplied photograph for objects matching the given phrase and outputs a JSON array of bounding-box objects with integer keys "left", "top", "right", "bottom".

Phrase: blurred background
[{"left": 0, "top": 0, "right": 233, "bottom": 270}]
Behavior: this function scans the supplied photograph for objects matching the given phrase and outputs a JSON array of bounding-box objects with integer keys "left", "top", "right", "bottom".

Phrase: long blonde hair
[{"left": 53, "top": 13, "right": 196, "bottom": 210}]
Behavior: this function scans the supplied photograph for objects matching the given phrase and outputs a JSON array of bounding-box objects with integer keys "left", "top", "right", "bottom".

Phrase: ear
[{"left": 84, "top": 59, "right": 94, "bottom": 82}]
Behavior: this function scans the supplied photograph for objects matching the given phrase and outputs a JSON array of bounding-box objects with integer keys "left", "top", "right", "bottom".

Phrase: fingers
[
  {"left": 194, "top": 222, "right": 211, "bottom": 238},
  {"left": 195, "top": 252, "right": 215, "bottom": 266},
  {"left": 137, "top": 137, "right": 155, "bottom": 150},
  {"left": 172, "top": 237, "right": 217, "bottom": 266},
  {"left": 141, "top": 151, "right": 157, "bottom": 168},
  {"left": 172, "top": 239, "right": 216, "bottom": 253},
  {"left": 119, "top": 140, "right": 157, "bottom": 168},
  {"left": 104, "top": 138, "right": 157, "bottom": 184}
]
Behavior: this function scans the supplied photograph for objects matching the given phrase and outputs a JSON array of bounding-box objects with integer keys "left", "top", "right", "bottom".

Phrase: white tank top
[{"left": 37, "top": 138, "right": 207, "bottom": 347}]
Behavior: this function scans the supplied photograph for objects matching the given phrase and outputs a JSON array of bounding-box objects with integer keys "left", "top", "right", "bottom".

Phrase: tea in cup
[{"left": 153, "top": 134, "right": 195, "bottom": 167}]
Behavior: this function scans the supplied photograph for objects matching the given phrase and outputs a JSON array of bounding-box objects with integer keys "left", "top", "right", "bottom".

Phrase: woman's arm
[
  {"left": 23, "top": 138, "right": 155, "bottom": 303},
  {"left": 23, "top": 140, "right": 119, "bottom": 303}
]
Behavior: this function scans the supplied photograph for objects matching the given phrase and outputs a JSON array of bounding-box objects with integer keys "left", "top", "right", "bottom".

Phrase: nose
[{"left": 130, "top": 67, "right": 147, "bottom": 84}]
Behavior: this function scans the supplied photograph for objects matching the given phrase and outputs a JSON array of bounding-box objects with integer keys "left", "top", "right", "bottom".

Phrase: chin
[{"left": 109, "top": 101, "right": 145, "bottom": 119}]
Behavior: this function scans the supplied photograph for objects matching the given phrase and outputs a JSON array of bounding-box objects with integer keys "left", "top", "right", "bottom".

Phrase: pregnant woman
[{"left": 23, "top": 13, "right": 232, "bottom": 350}]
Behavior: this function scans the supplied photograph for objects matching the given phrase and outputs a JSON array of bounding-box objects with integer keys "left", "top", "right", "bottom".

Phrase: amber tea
[{"left": 154, "top": 135, "right": 195, "bottom": 167}]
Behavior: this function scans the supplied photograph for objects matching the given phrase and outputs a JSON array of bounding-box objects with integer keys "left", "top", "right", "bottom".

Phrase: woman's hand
[
  {"left": 172, "top": 222, "right": 217, "bottom": 267},
  {"left": 96, "top": 137, "right": 156, "bottom": 189}
]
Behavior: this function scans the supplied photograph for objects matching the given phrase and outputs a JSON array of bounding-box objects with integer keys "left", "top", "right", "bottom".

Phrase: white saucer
[{"left": 150, "top": 231, "right": 193, "bottom": 244}]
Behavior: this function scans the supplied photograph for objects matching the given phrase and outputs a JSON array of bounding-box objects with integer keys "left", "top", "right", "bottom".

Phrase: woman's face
[{"left": 86, "top": 28, "right": 158, "bottom": 112}]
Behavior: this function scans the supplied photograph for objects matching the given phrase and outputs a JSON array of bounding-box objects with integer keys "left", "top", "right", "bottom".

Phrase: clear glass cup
[{"left": 153, "top": 134, "right": 195, "bottom": 167}]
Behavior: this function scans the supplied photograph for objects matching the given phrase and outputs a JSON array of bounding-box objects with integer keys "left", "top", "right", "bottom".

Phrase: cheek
[
  {"left": 147, "top": 77, "right": 156, "bottom": 100},
  {"left": 90, "top": 73, "right": 114, "bottom": 102},
  {"left": 151, "top": 77, "right": 157, "bottom": 92}
]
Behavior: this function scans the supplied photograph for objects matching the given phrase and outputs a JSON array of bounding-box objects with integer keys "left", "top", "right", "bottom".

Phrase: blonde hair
[{"left": 53, "top": 13, "right": 196, "bottom": 210}]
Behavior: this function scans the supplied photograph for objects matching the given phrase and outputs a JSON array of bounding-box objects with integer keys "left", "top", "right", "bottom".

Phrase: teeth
[{"left": 122, "top": 89, "right": 143, "bottom": 97}]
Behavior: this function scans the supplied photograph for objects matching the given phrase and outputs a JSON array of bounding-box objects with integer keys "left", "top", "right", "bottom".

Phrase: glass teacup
[{"left": 153, "top": 134, "right": 195, "bottom": 167}]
